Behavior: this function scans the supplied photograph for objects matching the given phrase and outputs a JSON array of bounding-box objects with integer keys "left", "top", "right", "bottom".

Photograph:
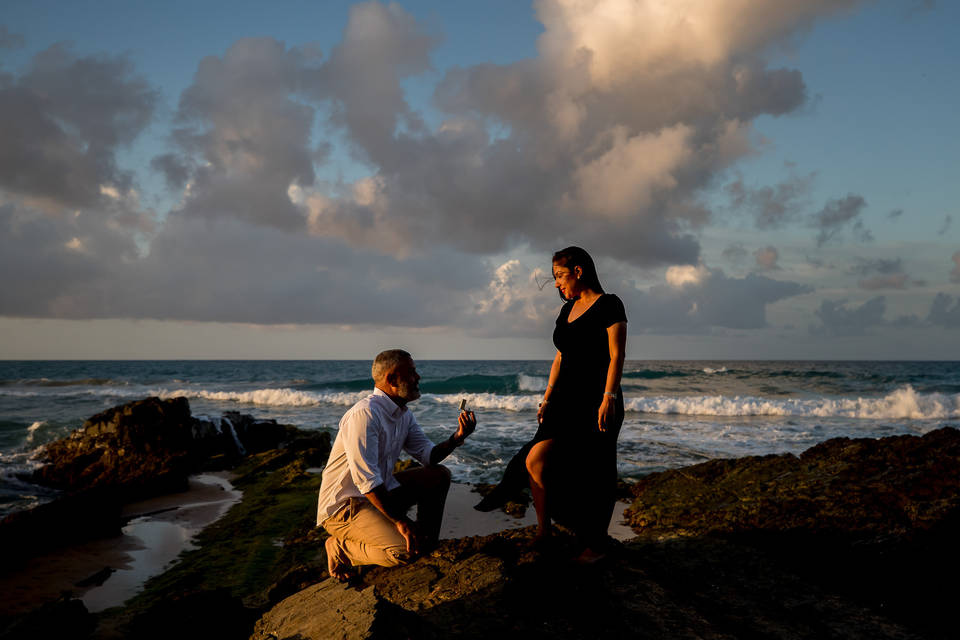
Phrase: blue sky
[{"left": 0, "top": 0, "right": 957, "bottom": 359}]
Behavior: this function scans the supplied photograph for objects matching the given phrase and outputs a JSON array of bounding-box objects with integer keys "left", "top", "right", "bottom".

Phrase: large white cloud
[
  {"left": 4, "top": 1, "right": 910, "bottom": 341},
  {"left": 315, "top": 0, "right": 866, "bottom": 264}
]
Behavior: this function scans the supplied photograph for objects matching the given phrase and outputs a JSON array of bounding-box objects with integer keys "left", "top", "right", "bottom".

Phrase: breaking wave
[
  {"left": 145, "top": 385, "right": 960, "bottom": 420},
  {"left": 626, "top": 386, "right": 960, "bottom": 420}
]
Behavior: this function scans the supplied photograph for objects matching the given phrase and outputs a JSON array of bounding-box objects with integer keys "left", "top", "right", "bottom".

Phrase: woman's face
[{"left": 553, "top": 261, "right": 581, "bottom": 299}]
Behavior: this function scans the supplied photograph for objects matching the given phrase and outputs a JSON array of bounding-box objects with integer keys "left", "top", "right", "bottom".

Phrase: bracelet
[
  {"left": 603, "top": 392, "right": 616, "bottom": 398},
  {"left": 546, "top": 383, "right": 554, "bottom": 389}
]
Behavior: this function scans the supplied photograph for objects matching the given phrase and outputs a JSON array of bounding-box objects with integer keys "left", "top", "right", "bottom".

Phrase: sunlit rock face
[{"left": 30, "top": 397, "right": 301, "bottom": 500}]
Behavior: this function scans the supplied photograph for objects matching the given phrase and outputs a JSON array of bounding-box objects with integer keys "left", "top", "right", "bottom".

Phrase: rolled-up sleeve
[
  {"left": 341, "top": 407, "right": 383, "bottom": 493},
  {"left": 403, "top": 416, "right": 434, "bottom": 467}
]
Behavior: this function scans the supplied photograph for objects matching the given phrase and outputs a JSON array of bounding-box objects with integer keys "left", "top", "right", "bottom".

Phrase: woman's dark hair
[{"left": 553, "top": 246, "right": 604, "bottom": 302}]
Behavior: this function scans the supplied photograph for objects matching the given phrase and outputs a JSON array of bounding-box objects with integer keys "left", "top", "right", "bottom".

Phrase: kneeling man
[{"left": 317, "top": 349, "right": 476, "bottom": 580}]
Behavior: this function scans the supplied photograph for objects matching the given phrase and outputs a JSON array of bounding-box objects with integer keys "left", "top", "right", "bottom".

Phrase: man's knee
[{"left": 422, "top": 463, "right": 452, "bottom": 487}]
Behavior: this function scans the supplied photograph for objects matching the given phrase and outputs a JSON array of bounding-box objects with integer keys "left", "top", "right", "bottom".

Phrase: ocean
[{"left": 2, "top": 360, "right": 959, "bottom": 519}]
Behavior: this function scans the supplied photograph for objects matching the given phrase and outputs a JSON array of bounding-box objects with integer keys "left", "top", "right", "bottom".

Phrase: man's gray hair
[{"left": 371, "top": 349, "right": 412, "bottom": 382}]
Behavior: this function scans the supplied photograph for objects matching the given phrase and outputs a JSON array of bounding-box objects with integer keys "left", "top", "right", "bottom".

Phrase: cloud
[
  {"left": 722, "top": 243, "right": 748, "bottom": 264},
  {"left": 726, "top": 172, "right": 815, "bottom": 229},
  {"left": 937, "top": 215, "right": 952, "bottom": 236},
  {"left": 156, "top": 38, "right": 323, "bottom": 230},
  {"left": 951, "top": 251, "right": 960, "bottom": 283},
  {"left": 0, "top": 201, "right": 143, "bottom": 317},
  {"left": 303, "top": 0, "right": 865, "bottom": 265},
  {"left": 0, "top": 200, "right": 497, "bottom": 327},
  {"left": 858, "top": 274, "right": 908, "bottom": 290},
  {"left": 850, "top": 257, "right": 911, "bottom": 290},
  {"left": 568, "top": 125, "right": 693, "bottom": 218},
  {"left": 304, "top": 1, "right": 438, "bottom": 166},
  {"left": 665, "top": 263, "right": 711, "bottom": 288},
  {"left": 0, "top": 1, "right": 883, "bottom": 339},
  {"left": 468, "top": 259, "right": 560, "bottom": 337},
  {"left": 0, "top": 25, "right": 24, "bottom": 49},
  {"left": 811, "top": 194, "right": 871, "bottom": 246},
  {"left": 887, "top": 208, "right": 904, "bottom": 219},
  {"left": 810, "top": 296, "right": 886, "bottom": 336},
  {"left": 0, "top": 44, "right": 157, "bottom": 210},
  {"left": 850, "top": 257, "right": 903, "bottom": 276},
  {"left": 928, "top": 293, "right": 960, "bottom": 328},
  {"left": 623, "top": 265, "right": 811, "bottom": 333},
  {"left": 754, "top": 246, "right": 781, "bottom": 271}
]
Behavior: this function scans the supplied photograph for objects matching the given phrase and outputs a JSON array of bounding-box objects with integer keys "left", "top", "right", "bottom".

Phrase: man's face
[{"left": 392, "top": 358, "right": 421, "bottom": 403}]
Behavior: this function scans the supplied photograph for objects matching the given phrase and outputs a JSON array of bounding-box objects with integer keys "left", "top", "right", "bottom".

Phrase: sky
[{"left": 0, "top": 0, "right": 958, "bottom": 360}]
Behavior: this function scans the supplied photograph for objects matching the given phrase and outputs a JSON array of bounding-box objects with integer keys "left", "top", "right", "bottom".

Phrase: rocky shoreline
[{"left": 2, "top": 398, "right": 958, "bottom": 639}]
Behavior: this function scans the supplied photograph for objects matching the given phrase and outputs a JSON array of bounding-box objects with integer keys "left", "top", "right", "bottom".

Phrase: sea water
[{"left": 2, "top": 360, "right": 959, "bottom": 518}]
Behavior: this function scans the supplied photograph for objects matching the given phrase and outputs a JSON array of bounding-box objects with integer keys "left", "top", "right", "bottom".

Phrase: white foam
[
  {"left": 517, "top": 374, "right": 547, "bottom": 392},
  {"left": 154, "top": 388, "right": 367, "bottom": 408},
  {"left": 625, "top": 385, "right": 960, "bottom": 420},
  {"left": 426, "top": 393, "right": 540, "bottom": 412},
  {"left": 25, "top": 421, "right": 45, "bottom": 444},
  {"left": 702, "top": 367, "right": 728, "bottom": 374}
]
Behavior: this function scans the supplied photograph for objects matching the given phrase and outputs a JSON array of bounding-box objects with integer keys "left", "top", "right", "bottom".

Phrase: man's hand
[
  {"left": 429, "top": 410, "right": 477, "bottom": 465},
  {"left": 455, "top": 410, "right": 476, "bottom": 442},
  {"left": 395, "top": 517, "right": 419, "bottom": 555}
]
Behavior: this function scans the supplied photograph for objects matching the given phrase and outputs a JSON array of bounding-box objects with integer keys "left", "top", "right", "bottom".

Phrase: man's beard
[{"left": 397, "top": 381, "right": 420, "bottom": 403}]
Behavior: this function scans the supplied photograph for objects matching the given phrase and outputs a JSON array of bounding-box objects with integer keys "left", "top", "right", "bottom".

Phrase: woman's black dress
[
  {"left": 536, "top": 293, "right": 627, "bottom": 441},
  {"left": 476, "top": 293, "right": 627, "bottom": 549}
]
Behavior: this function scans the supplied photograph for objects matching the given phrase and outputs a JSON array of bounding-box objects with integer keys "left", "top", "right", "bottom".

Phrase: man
[{"left": 317, "top": 349, "right": 477, "bottom": 580}]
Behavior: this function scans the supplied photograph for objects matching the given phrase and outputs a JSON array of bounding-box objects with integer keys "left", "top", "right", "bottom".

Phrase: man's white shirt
[{"left": 316, "top": 388, "right": 435, "bottom": 525}]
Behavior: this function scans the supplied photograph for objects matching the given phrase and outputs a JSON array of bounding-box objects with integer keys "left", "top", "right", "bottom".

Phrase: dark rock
[
  {"left": 625, "top": 427, "right": 960, "bottom": 538},
  {"left": 258, "top": 526, "right": 923, "bottom": 639},
  {"left": 248, "top": 429, "right": 960, "bottom": 638},
  {"left": 29, "top": 397, "right": 318, "bottom": 502},
  {"left": 625, "top": 427, "right": 960, "bottom": 636},
  {"left": 0, "top": 596, "right": 95, "bottom": 640},
  {"left": 2, "top": 398, "right": 326, "bottom": 567},
  {"left": 219, "top": 411, "right": 300, "bottom": 456},
  {"left": 32, "top": 397, "right": 198, "bottom": 499},
  {"left": 74, "top": 566, "right": 114, "bottom": 588},
  {"left": 0, "top": 488, "right": 122, "bottom": 570},
  {"left": 124, "top": 589, "right": 256, "bottom": 640}
]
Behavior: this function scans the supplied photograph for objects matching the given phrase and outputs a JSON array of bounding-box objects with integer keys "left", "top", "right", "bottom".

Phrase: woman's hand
[
  {"left": 598, "top": 395, "right": 616, "bottom": 432},
  {"left": 537, "top": 400, "right": 549, "bottom": 424}
]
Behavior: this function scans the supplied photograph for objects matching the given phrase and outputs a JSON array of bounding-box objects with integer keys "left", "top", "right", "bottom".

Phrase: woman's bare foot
[
  {"left": 528, "top": 526, "right": 554, "bottom": 551},
  {"left": 325, "top": 536, "right": 352, "bottom": 582},
  {"left": 573, "top": 547, "right": 607, "bottom": 566}
]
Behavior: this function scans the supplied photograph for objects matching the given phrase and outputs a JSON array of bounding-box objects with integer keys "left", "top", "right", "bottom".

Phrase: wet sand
[
  {"left": 0, "top": 473, "right": 241, "bottom": 615},
  {"left": 440, "top": 483, "right": 635, "bottom": 541}
]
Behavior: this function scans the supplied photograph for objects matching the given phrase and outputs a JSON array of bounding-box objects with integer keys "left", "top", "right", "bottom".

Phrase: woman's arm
[
  {"left": 538, "top": 350, "right": 562, "bottom": 424},
  {"left": 598, "top": 321, "right": 627, "bottom": 432}
]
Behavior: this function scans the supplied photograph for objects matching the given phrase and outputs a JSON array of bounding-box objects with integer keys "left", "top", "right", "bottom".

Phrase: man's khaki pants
[{"left": 323, "top": 465, "right": 451, "bottom": 568}]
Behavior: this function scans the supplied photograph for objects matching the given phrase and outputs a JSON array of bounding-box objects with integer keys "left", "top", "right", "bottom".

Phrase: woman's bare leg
[{"left": 526, "top": 439, "right": 554, "bottom": 541}]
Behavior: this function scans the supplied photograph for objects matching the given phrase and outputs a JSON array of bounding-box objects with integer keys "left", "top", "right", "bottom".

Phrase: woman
[{"left": 528, "top": 246, "right": 627, "bottom": 562}]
